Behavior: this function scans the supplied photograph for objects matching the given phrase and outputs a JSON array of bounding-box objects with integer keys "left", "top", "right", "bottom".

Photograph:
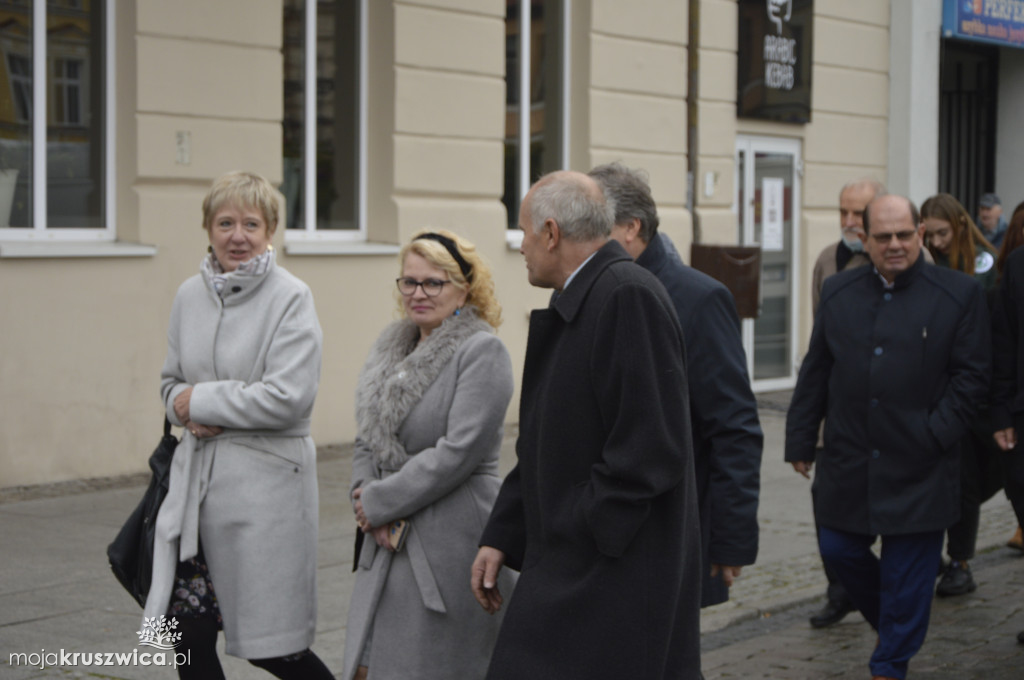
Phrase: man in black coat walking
[
  {"left": 786, "top": 194, "right": 990, "bottom": 680},
  {"left": 588, "top": 162, "right": 762, "bottom": 607},
  {"left": 471, "top": 170, "right": 702, "bottom": 679}
]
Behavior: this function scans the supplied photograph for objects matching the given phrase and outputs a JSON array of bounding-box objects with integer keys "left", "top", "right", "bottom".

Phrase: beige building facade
[{"left": 0, "top": 0, "right": 917, "bottom": 486}]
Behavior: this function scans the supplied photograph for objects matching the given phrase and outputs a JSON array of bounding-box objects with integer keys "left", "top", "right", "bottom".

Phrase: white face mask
[{"left": 842, "top": 232, "right": 864, "bottom": 253}]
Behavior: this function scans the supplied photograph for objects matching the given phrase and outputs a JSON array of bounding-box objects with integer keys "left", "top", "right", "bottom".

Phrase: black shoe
[
  {"left": 1018, "top": 630, "right": 1024, "bottom": 645},
  {"left": 809, "top": 598, "right": 854, "bottom": 628},
  {"left": 935, "top": 560, "right": 977, "bottom": 597}
]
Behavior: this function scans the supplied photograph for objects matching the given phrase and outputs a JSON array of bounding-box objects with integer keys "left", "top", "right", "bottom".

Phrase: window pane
[
  {"left": 504, "top": 0, "right": 563, "bottom": 229},
  {"left": 0, "top": 7, "right": 33, "bottom": 228},
  {"left": 283, "top": 0, "right": 359, "bottom": 231},
  {"left": 47, "top": 0, "right": 104, "bottom": 228},
  {"left": 282, "top": 0, "right": 305, "bottom": 229},
  {"left": 531, "top": 0, "right": 562, "bottom": 181}
]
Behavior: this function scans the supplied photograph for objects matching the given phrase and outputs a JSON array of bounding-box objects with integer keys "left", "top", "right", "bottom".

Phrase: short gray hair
[
  {"left": 839, "top": 177, "right": 886, "bottom": 203},
  {"left": 588, "top": 162, "right": 660, "bottom": 244},
  {"left": 528, "top": 171, "right": 614, "bottom": 242}
]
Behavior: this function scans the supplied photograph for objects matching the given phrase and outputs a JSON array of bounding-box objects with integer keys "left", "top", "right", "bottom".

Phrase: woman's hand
[
  {"left": 173, "top": 387, "right": 193, "bottom": 424},
  {"left": 353, "top": 488, "right": 374, "bottom": 532},
  {"left": 187, "top": 422, "right": 223, "bottom": 438},
  {"left": 371, "top": 525, "right": 393, "bottom": 551},
  {"left": 353, "top": 488, "right": 394, "bottom": 551},
  {"left": 175, "top": 386, "right": 223, "bottom": 438}
]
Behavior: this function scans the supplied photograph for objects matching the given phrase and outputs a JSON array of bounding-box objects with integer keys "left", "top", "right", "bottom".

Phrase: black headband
[{"left": 414, "top": 233, "right": 473, "bottom": 282}]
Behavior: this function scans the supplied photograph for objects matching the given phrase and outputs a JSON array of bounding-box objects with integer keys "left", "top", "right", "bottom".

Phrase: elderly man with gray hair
[{"left": 472, "top": 170, "right": 702, "bottom": 679}]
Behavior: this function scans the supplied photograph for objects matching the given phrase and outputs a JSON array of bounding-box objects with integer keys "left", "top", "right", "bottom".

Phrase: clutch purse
[{"left": 107, "top": 417, "right": 178, "bottom": 607}]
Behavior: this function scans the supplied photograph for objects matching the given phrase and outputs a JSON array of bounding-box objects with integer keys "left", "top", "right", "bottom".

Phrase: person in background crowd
[
  {"left": 810, "top": 179, "right": 885, "bottom": 314},
  {"left": 802, "top": 178, "right": 884, "bottom": 629},
  {"left": 920, "top": 193, "right": 1003, "bottom": 597},
  {"left": 472, "top": 170, "right": 702, "bottom": 679},
  {"left": 992, "top": 200, "right": 1024, "bottom": 559},
  {"left": 343, "top": 230, "right": 515, "bottom": 680},
  {"left": 996, "top": 201, "right": 1024, "bottom": 283},
  {"left": 978, "top": 193, "right": 1008, "bottom": 249},
  {"left": 588, "top": 162, "right": 762, "bottom": 608},
  {"left": 147, "top": 171, "right": 332, "bottom": 680},
  {"left": 786, "top": 194, "right": 990, "bottom": 680},
  {"left": 922, "top": 193, "right": 998, "bottom": 295}
]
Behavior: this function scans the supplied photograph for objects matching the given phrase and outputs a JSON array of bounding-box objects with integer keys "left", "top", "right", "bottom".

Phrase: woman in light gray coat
[
  {"left": 146, "top": 171, "right": 333, "bottom": 680},
  {"left": 343, "top": 230, "right": 515, "bottom": 680}
]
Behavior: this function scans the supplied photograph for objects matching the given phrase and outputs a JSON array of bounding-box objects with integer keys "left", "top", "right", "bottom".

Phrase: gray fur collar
[{"left": 355, "top": 308, "right": 493, "bottom": 469}]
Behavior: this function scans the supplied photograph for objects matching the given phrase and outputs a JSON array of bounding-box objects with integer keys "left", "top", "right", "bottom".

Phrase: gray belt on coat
[{"left": 163, "top": 424, "right": 311, "bottom": 562}]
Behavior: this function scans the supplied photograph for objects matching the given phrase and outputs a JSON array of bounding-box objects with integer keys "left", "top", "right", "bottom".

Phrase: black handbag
[{"left": 107, "top": 417, "right": 178, "bottom": 607}]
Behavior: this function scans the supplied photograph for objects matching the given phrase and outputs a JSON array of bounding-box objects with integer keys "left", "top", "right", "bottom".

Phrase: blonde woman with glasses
[{"left": 343, "top": 230, "right": 515, "bottom": 680}]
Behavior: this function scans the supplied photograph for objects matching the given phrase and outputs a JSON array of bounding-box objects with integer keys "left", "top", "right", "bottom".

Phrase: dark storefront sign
[
  {"left": 943, "top": 0, "right": 1024, "bottom": 49},
  {"left": 737, "top": 0, "right": 814, "bottom": 124}
]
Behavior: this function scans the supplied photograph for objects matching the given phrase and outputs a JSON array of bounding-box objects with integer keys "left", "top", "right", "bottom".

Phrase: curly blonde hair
[{"left": 397, "top": 229, "right": 503, "bottom": 329}]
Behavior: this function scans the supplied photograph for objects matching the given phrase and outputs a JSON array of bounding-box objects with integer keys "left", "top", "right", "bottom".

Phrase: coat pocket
[{"left": 232, "top": 435, "right": 306, "bottom": 470}]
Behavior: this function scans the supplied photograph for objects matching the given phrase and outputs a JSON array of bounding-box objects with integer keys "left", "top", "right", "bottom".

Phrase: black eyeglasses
[
  {"left": 396, "top": 277, "right": 451, "bottom": 297},
  {"left": 869, "top": 230, "right": 918, "bottom": 244}
]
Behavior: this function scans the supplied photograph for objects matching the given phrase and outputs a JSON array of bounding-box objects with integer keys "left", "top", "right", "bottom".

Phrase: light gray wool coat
[
  {"left": 145, "top": 252, "right": 323, "bottom": 659},
  {"left": 341, "top": 309, "right": 515, "bottom": 680}
]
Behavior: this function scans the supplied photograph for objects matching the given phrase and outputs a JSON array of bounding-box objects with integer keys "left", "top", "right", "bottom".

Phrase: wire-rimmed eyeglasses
[{"left": 396, "top": 277, "right": 451, "bottom": 297}]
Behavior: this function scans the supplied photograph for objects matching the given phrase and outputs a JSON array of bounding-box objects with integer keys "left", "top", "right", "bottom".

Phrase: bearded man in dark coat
[
  {"left": 786, "top": 194, "right": 990, "bottom": 680},
  {"left": 471, "top": 170, "right": 702, "bottom": 679},
  {"left": 588, "top": 162, "right": 762, "bottom": 608}
]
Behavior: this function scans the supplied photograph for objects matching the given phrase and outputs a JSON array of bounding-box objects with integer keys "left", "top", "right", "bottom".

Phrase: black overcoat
[
  {"left": 481, "top": 240, "right": 702, "bottom": 680},
  {"left": 638, "top": 234, "right": 762, "bottom": 607},
  {"left": 786, "top": 257, "right": 990, "bottom": 535}
]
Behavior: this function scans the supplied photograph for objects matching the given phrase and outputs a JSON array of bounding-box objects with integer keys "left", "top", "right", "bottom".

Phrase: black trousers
[
  {"left": 946, "top": 418, "right": 1004, "bottom": 561},
  {"left": 1002, "top": 445, "right": 1024, "bottom": 526},
  {"left": 173, "top": 615, "right": 333, "bottom": 680}
]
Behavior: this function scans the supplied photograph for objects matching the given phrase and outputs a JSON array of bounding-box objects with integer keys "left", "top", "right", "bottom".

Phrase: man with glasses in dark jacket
[{"left": 786, "top": 194, "right": 990, "bottom": 680}]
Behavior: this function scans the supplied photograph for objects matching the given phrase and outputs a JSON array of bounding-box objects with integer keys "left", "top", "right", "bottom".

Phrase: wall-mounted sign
[
  {"left": 761, "top": 178, "right": 785, "bottom": 251},
  {"left": 942, "top": 0, "right": 1024, "bottom": 49},
  {"left": 737, "top": 0, "right": 814, "bottom": 124}
]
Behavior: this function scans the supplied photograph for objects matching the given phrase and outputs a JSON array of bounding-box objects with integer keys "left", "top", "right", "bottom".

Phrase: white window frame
[
  {"left": 285, "top": 0, "right": 367, "bottom": 244},
  {"left": 505, "top": 0, "right": 571, "bottom": 250},
  {"left": 0, "top": 0, "right": 116, "bottom": 243}
]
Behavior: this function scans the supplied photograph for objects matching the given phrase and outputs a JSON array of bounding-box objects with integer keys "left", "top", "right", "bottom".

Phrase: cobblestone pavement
[
  {"left": 701, "top": 548, "right": 1024, "bottom": 679},
  {"left": 1, "top": 407, "right": 1022, "bottom": 678}
]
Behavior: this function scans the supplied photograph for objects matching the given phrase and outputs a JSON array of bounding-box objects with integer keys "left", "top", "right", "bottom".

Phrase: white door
[{"left": 734, "top": 136, "right": 802, "bottom": 391}]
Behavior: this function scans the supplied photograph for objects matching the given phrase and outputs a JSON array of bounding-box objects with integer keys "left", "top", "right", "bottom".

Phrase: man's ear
[
  {"left": 623, "top": 217, "right": 643, "bottom": 244},
  {"left": 544, "top": 219, "right": 560, "bottom": 251}
]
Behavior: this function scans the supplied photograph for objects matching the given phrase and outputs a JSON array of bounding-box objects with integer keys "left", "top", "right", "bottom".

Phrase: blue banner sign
[{"left": 943, "top": 0, "right": 1024, "bottom": 48}]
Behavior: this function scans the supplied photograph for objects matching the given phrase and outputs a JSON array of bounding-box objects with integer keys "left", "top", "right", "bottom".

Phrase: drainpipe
[{"left": 687, "top": 0, "right": 702, "bottom": 244}]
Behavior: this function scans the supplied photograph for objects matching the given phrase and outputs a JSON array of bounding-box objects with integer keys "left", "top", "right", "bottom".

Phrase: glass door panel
[{"left": 735, "top": 137, "right": 801, "bottom": 390}]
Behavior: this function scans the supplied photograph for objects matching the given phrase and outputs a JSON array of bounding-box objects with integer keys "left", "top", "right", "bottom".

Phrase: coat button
[
  {"left": 883, "top": 292, "right": 892, "bottom": 301},
  {"left": 397, "top": 371, "right": 406, "bottom": 379},
  {"left": 874, "top": 346, "right": 883, "bottom": 356},
  {"left": 872, "top": 449, "right": 880, "bottom": 458},
  {"left": 871, "top": 398, "right": 879, "bottom": 407},
  {"left": 231, "top": 286, "right": 241, "bottom": 293}
]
